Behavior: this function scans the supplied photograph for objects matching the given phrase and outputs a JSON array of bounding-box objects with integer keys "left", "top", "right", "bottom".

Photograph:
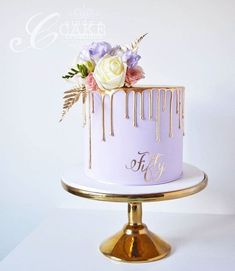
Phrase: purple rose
[
  {"left": 79, "top": 42, "right": 112, "bottom": 62},
  {"left": 122, "top": 50, "right": 141, "bottom": 68},
  {"left": 89, "top": 41, "right": 112, "bottom": 61}
]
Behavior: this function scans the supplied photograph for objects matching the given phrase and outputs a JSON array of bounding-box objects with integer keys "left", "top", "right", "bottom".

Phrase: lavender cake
[{"left": 61, "top": 35, "right": 185, "bottom": 186}]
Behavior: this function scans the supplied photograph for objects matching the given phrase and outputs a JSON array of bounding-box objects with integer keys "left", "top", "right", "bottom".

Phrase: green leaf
[
  {"left": 62, "top": 63, "right": 88, "bottom": 80},
  {"left": 77, "top": 64, "right": 88, "bottom": 78}
]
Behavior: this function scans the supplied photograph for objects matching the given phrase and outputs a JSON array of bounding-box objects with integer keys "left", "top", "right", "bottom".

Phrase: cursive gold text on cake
[{"left": 125, "top": 151, "right": 165, "bottom": 182}]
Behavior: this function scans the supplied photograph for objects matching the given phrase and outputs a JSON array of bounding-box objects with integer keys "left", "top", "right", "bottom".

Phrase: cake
[{"left": 61, "top": 34, "right": 185, "bottom": 186}]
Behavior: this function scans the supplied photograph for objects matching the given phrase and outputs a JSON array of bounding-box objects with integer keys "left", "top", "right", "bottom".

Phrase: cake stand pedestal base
[
  {"left": 61, "top": 164, "right": 208, "bottom": 263},
  {"left": 100, "top": 202, "right": 170, "bottom": 262}
]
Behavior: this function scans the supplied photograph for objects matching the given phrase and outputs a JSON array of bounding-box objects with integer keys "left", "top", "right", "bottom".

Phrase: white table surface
[{"left": 0, "top": 208, "right": 235, "bottom": 271}]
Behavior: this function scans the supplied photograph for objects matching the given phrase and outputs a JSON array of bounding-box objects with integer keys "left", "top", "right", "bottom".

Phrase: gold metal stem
[
  {"left": 128, "top": 202, "right": 142, "bottom": 226},
  {"left": 100, "top": 201, "right": 171, "bottom": 262}
]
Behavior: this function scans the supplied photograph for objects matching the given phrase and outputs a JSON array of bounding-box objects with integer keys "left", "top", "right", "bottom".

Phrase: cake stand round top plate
[{"left": 61, "top": 163, "right": 208, "bottom": 202}]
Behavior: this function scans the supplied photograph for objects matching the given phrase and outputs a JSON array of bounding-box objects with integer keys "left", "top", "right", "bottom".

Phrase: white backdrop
[{"left": 1, "top": 0, "right": 235, "bottom": 259}]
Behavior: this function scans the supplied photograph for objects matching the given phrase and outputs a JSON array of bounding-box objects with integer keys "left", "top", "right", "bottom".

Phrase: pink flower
[
  {"left": 86, "top": 73, "right": 98, "bottom": 90},
  {"left": 125, "top": 66, "right": 145, "bottom": 87}
]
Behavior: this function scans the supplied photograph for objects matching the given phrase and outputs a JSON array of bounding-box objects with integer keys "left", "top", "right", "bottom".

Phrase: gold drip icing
[
  {"left": 140, "top": 91, "right": 144, "bottom": 120},
  {"left": 84, "top": 86, "right": 185, "bottom": 169},
  {"left": 88, "top": 92, "right": 92, "bottom": 169},
  {"left": 125, "top": 91, "right": 129, "bottom": 119},
  {"left": 169, "top": 90, "right": 174, "bottom": 137},
  {"left": 182, "top": 88, "right": 185, "bottom": 135},
  {"left": 156, "top": 90, "right": 161, "bottom": 142},
  {"left": 133, "top": 92, "right": 137, "bottom": 127},
  {"left": 82, "top": 93, "right": 86, "bottom": 127},
  {"left": 162, "top": 90, "right": 167, "bottom": 112},
  {"left": 91, "top": 93, "right": 95, "bottom": 113},
  {"left": 148, "top": 90, "right": 153, "bottom": 120},
  {"left": 110, "top": 93, "right": 114, "bottom": 136},
  {"left": 176, "top": 88, "right": 179, "bottom": 114},
  {"left": 101, "top": 94, "right": 106, "bottom": 141},
  {"left": 178, "top": 89, "right": 182, "bottom": 129}
]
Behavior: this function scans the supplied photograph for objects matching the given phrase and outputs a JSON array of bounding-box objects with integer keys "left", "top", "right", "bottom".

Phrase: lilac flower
[
  {"left": 79, "top": 45, "right": 91, "bottom": 61},
  {"left": 79, "top": 42, "right": 112, "bottom": 62},
  {"left": 88, "top": 41, "right": 112, "bottom": 61},
  {"left": 122, "top": 50, "right": 141, "bottom": 68},
  {"left": 110, "top": 45, "right": 124, "bottom": 57}
]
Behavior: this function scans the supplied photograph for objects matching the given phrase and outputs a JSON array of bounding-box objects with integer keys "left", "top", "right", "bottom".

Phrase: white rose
[{"left": 93, "top": 55, "right": 127, "bottom": 90}]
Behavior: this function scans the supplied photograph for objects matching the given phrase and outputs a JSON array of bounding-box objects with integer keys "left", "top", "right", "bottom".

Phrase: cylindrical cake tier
[{"left": 84, "top": 86, "right": 184, "bottom": 186}]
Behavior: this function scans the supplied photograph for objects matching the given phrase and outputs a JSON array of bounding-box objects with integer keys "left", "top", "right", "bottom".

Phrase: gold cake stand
[{"left": 61, "top": 165, "right": 208, "bottom": 263}]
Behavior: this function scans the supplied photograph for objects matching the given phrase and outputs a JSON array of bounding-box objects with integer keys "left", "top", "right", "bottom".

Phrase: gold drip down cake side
[{"left": 83, "top": 86, "right": 185, "bottom": 186}]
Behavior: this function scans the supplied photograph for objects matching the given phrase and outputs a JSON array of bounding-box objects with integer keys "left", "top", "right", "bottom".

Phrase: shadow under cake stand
[{"left": 61, "top": 163, "right": 208, "bottom": 263}]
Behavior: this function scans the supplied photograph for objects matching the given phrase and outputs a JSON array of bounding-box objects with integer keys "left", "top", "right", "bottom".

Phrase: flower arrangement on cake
[
  {"left": 60, "top": 34, "right": 185, "bottom": 185},
  {"left": 60, "top": 34, "right": 147, "bottom": 121}
]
